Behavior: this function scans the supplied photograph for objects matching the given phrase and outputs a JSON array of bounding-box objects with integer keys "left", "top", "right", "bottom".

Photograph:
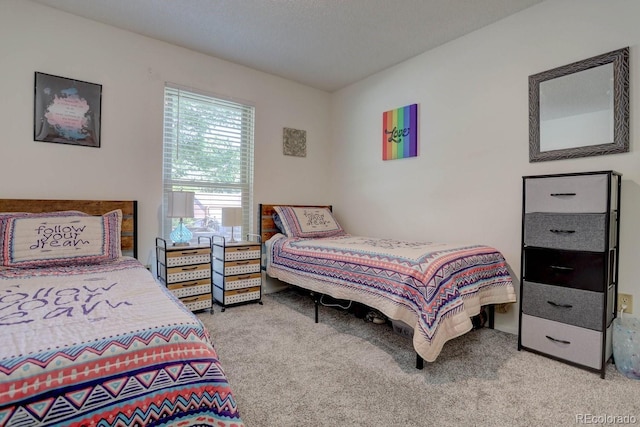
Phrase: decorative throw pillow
[
  {"left": 273, "top": 206, "right": 346, "bottom": 238},
  {"left": 0, "top": 209, "right": 122, "bottom": 267}
]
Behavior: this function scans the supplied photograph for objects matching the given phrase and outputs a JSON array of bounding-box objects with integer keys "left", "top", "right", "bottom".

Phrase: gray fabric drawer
[
  {"left": 524, "top": 213, "right": 606, "bottom": 251},
  {"left": 522, "top": 281, "right": 603, "bottom": 330},
  {"left": 525, "top": 174, "right": 608, "bottom": 213},
  {"left": 520, "top": 314, "right": 603, "bottom": 369}
]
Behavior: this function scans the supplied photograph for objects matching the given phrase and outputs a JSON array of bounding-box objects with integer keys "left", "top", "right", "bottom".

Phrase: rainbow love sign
[{"left": 382, "top": 103, "right": 418, "bottom": 160}]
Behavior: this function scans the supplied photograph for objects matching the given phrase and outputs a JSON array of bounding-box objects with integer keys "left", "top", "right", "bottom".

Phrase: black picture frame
[{"left": 34, "top": 72, "right": 102, "bottom": 148}]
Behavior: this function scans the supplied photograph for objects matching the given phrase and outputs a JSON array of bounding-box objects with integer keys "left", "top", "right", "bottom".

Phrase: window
[{"left": 163, "top": 84, "right": 255, "bottom": 243}]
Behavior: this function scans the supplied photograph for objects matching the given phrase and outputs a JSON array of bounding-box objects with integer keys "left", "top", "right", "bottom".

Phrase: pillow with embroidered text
[
  {"left": 0, "top": 209, "right": 122, "bottom": 268},
  {"left": 273, "top": 206, "right": 346, "bottom": 238}
]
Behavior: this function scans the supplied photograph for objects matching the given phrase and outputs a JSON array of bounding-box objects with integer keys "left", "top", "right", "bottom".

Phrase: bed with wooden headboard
[
  {"left": 260, "top": 203, "right": 516, "bottom": 368},
  {"left": 0, "top": 199, "right": 244, "bottom": 426}
]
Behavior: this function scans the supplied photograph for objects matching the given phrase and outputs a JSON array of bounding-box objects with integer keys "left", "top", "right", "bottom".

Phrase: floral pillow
[
  {"left": 0, "top": 209, "right": 122, "bottom": 268},
  {"left": 273, "top": 206, "right": 346, "bottom": 238}
]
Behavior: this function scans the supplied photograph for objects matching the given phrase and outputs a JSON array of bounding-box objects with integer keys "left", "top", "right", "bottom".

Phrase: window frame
[{"left": 162, "top": 84, "right": 255, "bottom": 243}]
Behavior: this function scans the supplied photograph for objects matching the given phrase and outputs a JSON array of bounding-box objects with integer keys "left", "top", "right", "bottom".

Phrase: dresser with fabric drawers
[
  {"left": 212, "top": 235, "right": 262, "bottom": 311},
  {"left": 518, "top": 170, "right": 621, "bottom": 378}
]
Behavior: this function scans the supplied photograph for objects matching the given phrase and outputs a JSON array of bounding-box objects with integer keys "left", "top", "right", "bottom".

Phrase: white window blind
[{"left": 162, "top": 84, "right": 255, "bottom": 243}]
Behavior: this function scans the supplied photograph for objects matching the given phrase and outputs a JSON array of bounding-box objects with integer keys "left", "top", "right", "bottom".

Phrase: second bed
[{"left": 261, "top": 204, "right": 517, "bottom": 365}]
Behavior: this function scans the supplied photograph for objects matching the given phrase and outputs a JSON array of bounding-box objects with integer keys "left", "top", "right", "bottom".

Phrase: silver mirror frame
[{"left": 529, "top": 47, "right": 629, "bottom": 162}]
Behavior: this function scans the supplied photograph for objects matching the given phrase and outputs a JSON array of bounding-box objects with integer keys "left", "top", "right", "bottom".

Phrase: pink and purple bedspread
[
  {"left": 0, "top": 258, "right": 243, "bottom": 427},
  {"left": 266, "top": 234, "right": 516, "bottom": 362}
]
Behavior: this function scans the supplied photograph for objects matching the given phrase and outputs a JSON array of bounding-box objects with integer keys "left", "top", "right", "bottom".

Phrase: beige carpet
[{"left": 198, "top": 288, "right": 640, "bottom": 427}]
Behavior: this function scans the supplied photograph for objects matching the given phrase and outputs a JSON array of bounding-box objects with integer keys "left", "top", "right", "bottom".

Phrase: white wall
[
  {"left": 0, "top": 0, "right": 333, "bottom": 264},
  {"left": 330, "top": 0, "right": 640, "bottom": 333}
]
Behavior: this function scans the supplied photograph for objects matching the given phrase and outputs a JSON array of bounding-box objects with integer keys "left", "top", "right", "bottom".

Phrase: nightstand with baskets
[
  {"left": 156, "top": 237, "right": 213, "bottom": 313},
  {"left": 212, "top": 235, "right": 262, "bottom": 311}
]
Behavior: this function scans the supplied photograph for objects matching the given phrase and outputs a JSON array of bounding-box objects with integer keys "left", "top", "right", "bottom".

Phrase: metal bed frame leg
[
  {"left": 314, "top": 293, "right": 319, "bottom": 323},
  {"left": 416, "top": 353, "right": 424, "bottom": 370},
  {"left": 488, "top": 305, "right": 495, "bottom": 329}
]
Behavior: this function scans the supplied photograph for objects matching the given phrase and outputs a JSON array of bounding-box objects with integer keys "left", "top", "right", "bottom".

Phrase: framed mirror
[{"left": 529, "top": 47, "right": 629, "bottom": 162}]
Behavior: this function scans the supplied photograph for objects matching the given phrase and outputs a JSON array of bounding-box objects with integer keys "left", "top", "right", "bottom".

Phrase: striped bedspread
[
  {"left": 266, "top": 234, "right": 516, "bottom": 362},
  {"left": 0, "top": 258, "right": 243, "bottom": 427}
]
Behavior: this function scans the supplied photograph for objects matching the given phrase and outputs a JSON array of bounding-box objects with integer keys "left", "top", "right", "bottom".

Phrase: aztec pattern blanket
[
  {"left": 0, "top": 258, "right": 243, "bottom": 427},
  {"left": 266, "top": 234, "right": 516, "bottom": 362}
]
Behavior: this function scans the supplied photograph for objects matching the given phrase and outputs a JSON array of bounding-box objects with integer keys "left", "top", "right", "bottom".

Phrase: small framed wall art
[
  {"left": 382, "top": 103, "right": 418, "bottom": 160},
  {"left": 283, "top": 127, "right": 307, "bottom": 157},
  {"left": 34, "top": 72, "right": 102, "bottom": 148}
]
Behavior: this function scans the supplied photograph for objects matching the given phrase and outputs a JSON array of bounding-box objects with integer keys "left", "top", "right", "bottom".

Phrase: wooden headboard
[
  {"left": 259, "top": 203, "right": 332, "bottom": 243},
  {"left": 0, "top": 199, "right": 138, "bottom": 258}
]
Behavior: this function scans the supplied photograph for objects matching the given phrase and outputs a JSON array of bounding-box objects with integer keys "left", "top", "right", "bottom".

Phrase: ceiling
[{"left": 32, "top": 0, "right": 544, "bottom": 92}]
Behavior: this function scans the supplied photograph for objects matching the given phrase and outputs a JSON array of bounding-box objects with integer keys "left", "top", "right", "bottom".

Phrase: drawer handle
[
  {"left": 180, "top": 251, "right": 199, "bottom": 255},
  {"left": 549, "top": 229, "right": 575, "bottom": 234},
  {"left": 549, "top": 265, "right": 573, "bottom": 271},
  {"left": 236, "top": 247, "right": 251, "bottom": 251},
  {"left": 236, "top": 275, "right": 250, "bottom": 280},
  {"left": 181, "top": 266, "right": 199, "bottom": 271},
  {"left": 550, "top": 192, "right": 576, "bottom": 197},
  {"left": 547, "top": 300, "right": 573, "bottom": 309},
  {"left": 236, "top": 288, "right": 251, "bottom": 294},
  {"left": 179, "top": 282, "right": 199, "bottom": 288},
  {"left": 545, "top": 335, "right": 571, "bottom": 345},
  {"left": 236, "top": 261, "right": 250, "bottom": 265}
]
